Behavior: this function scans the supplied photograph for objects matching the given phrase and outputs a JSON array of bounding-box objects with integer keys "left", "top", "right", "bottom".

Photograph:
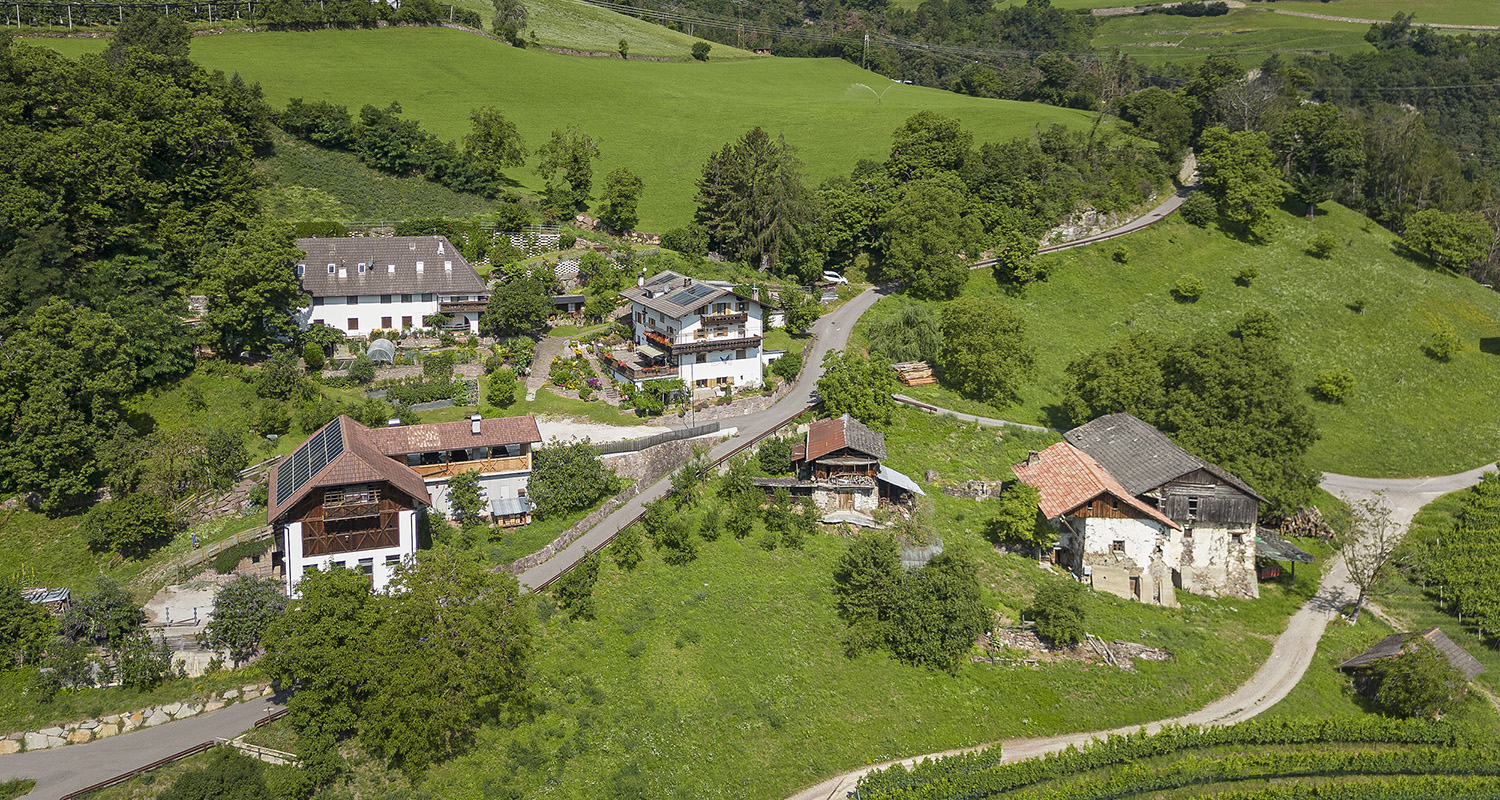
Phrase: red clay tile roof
[
  {"left": 1012, "top": 442, "right": 1180, "bottom": 530},
  {"left": 267, "top": 416, "right": 432, "bottom": 523},
  {"left": 364, "top": 415, "right": 542, "bottom": 456},
  {"left": 805, "top": 414, "right": 886, "bottom": 462}
]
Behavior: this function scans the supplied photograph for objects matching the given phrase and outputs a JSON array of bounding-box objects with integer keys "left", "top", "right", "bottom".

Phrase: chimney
[
  {"left": 1026, "top": 450, "right": 1039, "bottom": 466},
  {"left": 409, "top": 241, "right": 417, "bottom": 251},
  {"left": 637, "top": 274, "right": 645, "bottom": 287},
  {"left": 338, "top": 267, "right": 347, "bottom": 279},
  {"left": 470, "top": 414, "right": 482, "bottom": 435},
  {"left": 387, "top": 418, "right": 401, "bottom": 427},
  {"left": 387, "top": 264, "right": 395, "bottom": 274}
]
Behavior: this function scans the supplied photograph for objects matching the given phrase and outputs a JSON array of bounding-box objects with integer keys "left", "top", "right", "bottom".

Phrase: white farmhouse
[
  {"left": 293, "top": 235, "right": 489, "bottom": 337},
  {"left": 606, "top": 271, "right": 773, "bottom": 398}
]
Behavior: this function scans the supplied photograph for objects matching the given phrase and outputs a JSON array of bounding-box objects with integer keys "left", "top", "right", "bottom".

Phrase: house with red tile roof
[
  {"left": 267, "top": 413, "right": 541, "bottom": 595},
  {"left": 1013, "top": 415, "right": 1264, "bottom": 606}
]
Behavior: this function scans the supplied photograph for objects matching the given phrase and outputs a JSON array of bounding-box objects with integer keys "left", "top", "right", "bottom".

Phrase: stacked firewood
[
  {"left": 891, "top": 361, "right": 937, "bottom": 386},
  {"left": 1269, "top": 506, "right": 1333, "bottom": 539}
]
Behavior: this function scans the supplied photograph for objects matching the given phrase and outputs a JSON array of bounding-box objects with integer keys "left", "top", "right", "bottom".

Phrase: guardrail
[
  {"left": 533, "top": 405, "right": 810, "bottom": 591},
  {"left": 59, "top": 740, "right": 216, "bottom": 799},
  {"left": 593, "top": 422, "right": 722, "bottom": 456}
]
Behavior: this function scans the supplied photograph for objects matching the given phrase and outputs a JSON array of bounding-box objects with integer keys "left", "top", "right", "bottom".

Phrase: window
[
  {"left": 402, "top": 316, "right": 413, "bottom": 329},
  {"left": 1231, "top": 532, "right": 1245, "bottom": 544},
  {"left": 695, "top": 328, "right": 706, "bottom": 340},
  {"left": 401, "top": 294, "right": 413, "bottom": 303},
  {"left": 714, "top": 327, "right": 727, "bottom": 338},
  {"left": 735, "top": 349, "right": 746, "bottom": 359},
  {"left": 1187, "top": 496, "right": 1200, "bottom": 518},
  {"left": 635, "top": 311, "right": 645, "bottom": 323},
  {"left": 296, "top": 264, "right": 306, "bottom": 277},
  {"left": 1184, "top": 527, "right": 1194, "bottom": 539},
  {"left": 381, "top": 317, "right": 393, "bottom": 329},
  {"left": 422, "top": 293, "right": 434, "bottom": 302},
  {"left": 736, "top": 300, "right": 748, "bottom": 312},
  {"left": 357, "top": 558, "right": 374, "bottom": 579},
  {"left": 385, "top": 554, "right": 401, "bottom": 567},
  {"left": 311, "top": 297, "right": 323, "bottom": 307},
  {"left": 715, "top": 302, "right": 729, "bottom": 314},
  {"left": 332, "top": 560, "right": 345, "bottom": 569},
  {"left": 1110, "top": 541, "right": 1126, "bottom": 553},
  {"left": 695, "top": 379, "right": 708, "bottom": 388},
  {"left": 381, "top": 295, "right": 392, "bottom": 304},
  {"left": 313, "top": 319, "right": 324, "bottom": 327},
  {"left": 347, "top": 318, "right": 359, "bottom": 331},
  {"left": 327, "top": 264, "right": 336, "bottom": 275},
  {"left": 1110, "top": 497, "right": 1119, "bottom": 511},
  {"left": 357, "top": 263, "right": 366, "bottom": 275},
  {"left": 347, "top": 296, "right": 358, "bottom": 306},
  {"left": 696, "top": 354, "right": 706, "bottom": 364}
]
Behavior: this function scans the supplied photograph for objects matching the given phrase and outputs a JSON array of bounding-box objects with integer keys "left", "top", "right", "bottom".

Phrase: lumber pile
[{"left": 891, "top": 361, "right": 936, "bottom": 386}]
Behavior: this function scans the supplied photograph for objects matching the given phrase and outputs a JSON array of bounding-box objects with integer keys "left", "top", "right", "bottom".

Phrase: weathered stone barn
[{"left": 1014, "top": 413, "right": 1265, "bottom": 606}]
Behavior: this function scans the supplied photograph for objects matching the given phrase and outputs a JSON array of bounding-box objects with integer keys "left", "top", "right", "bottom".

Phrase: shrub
[
  {"left": 1178, "top": 191, "right": 1216, "bottom": 227},
  {"left": 1031, "top": 581, "right": 1087, "bottom": 647},
  {"left": 700, "top": 504, "right": 723, "bottom": 542},
  {"left": 1428, "top": 321, "right": 1463, "bottom": 361},
  {"left": 252, "top": 400, "right": 291, "bottom": 437},
  {"left": 83, "top": 494, "right": 185, "bottom": 557},
  {"left": 691, "top": 41, "right": 711, "bottom": 61},
  {"left": 769, "top": 350, "right": 803, "bottom": 382},
  {"left": 350, "top": 354, "right": 376, "bottom": 384},
  {"left": 559, "top": 232, "right": 577, "bottom": 249},
  {"left": 1111, "top": 245, "right": 1130, "bottom": 264},
  {"left": 612, "top": 525, "right": 644, "bottom": 571},
  {"left": 214, "top": 538, "right": 273, "bottom": 574},
  {"left": 488, "top": 367, "right": 518, "bottom": 407},
  {"left": 1351, "top": 297, "right": 1368, "bottom": 313},
  {"left": 1372, "top": 639, "right": 1470, "bottom": 718},
  {"left": 757, "top": 436, "right": 795, "bottom": 475},
  {"left": 1312, "top": 367, "right": 1356, "bottom": 403},
  {"left": 1172, "top": 274, "right": 1205, "bottom": 301},
  {"left": 302, "top": 342, "right": 325, "bottom": 373},
  {"left": 552, "top": 552, "right": 600, "bottom": 621},
  {"left": 1309, "top": 231, "right": 1338, "bottom": 259},
  {"left": 1235, "top": 266, "right": 1258, "bottom": 286}
]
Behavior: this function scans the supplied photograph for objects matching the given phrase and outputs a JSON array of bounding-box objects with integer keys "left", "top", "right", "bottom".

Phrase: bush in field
[
  {"left": 1031, "top": 581, "right": 1088, "bottom": 647},
  {"left": 1312, "top": 367, "right": 1355, "bottom": 403}
]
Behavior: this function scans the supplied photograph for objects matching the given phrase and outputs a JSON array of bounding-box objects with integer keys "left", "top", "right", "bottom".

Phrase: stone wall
[{"left": 0, "top": 683, "right": 275, "bottom": 755}]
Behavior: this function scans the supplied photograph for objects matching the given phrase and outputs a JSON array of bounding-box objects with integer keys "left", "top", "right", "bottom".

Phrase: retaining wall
[{"left": 0, "top": 683, "right": 275, "bottom": 755}]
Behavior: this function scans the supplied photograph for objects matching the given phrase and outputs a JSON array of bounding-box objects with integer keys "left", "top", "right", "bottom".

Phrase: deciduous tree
[
  {"left": 465, "top": 106, "right": 528, "bottom": 186},
  {"left": 934, "top": 297, "right": 1035, "bottom": 406},
  {"left": 1198, "top": 127, "right": 1286, "bottom": 241},
  {"left": 204, "top": 576, "right": 287, "bottom": 667},
  {"left": 536, "top": 127, "right": 602, "bottom": 216},
  {"left": 203, "top": 221, "right": 307, "bottom": 354},
  {"left": 1402, "top": 209, "right": 1492, "bottom": 271},
  {"left": 596, "top": 167, "right": 644, "bottom": 233},
  {"left": 816, "top": 349, "right": 899, "bottom": 427},
  {"left": 530, "top": 441, "right": 617, "bottom": 518}
]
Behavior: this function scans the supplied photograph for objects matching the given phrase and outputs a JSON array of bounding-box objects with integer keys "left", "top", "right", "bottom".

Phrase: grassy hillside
[
  {"left": 1053, "top": 0, "right": 1498, "bottom": 26},
  {"left": 32, "top": 28, "right": 1096, "bottom": 230},
  {"left": 448, "top": 0, "right": 759, "bottom": 60},
  {"left": 407, "top": 407, "right": 1327, "bottom": 800},
  {"left": 856, "top": 203, "right": 1500, "bottom": 479},
  {"left": 1093, "top": 8, "right": 1374, "bottom": 62}
]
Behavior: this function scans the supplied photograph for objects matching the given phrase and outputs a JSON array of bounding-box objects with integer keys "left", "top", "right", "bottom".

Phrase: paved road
[
  {"left": 0, "top": 696, "right": 286, "bottom": 800},
  {"left": 515, "top": 286, "right": 891, "bottom": 590}
]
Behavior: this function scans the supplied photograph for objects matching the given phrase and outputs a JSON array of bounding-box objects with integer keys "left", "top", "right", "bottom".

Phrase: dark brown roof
[
  {"left": 805, "top": 414, "right": 886, "bottom": 462},
  {"left": 1340, "top": 628, "right": 1486, "bottom": 680},
  {"left": 364, "top": 416, "right": 542, "bottom": 456},
  {"left": 267, "top": 416, "right": 431, "bottom": 523},
  {"left": 1013, "top": 442, "right": 1180, "bottom": 530},
  {"left": 1064, "top": 413, "right": 1266, "bottom": 504},
  {"left": 621, "top": 270, "right": 749, "bottom": 320},
  {"left": 295, "top": 236, "right": 487, "bottom": 298}
]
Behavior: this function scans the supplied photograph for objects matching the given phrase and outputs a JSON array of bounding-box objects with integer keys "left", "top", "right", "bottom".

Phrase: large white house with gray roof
[
  {"left": 293, "top": 235, "right": 489, "bottom": 338},
  {"left": 607, "top": 271, "right": 774, "bottom": 397}
]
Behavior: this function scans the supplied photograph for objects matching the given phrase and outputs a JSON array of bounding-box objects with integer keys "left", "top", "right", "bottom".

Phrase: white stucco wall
[
  {"left": 1179, "top": 523, "right": 1259, "bottom": 599},
  {"left": 627, "top": 294, "right": 768, "bottom": 393},
  {"left": 282, "top": 510, "right": 418, "bottom": 597},
  {"left": 296, "top": 294, "right": 483, "bottom": 337}
]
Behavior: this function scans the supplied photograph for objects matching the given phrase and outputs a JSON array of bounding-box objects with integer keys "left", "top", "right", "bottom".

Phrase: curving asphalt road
[{"left": 0, "top": 695, "right": 285, "bottom": 800}]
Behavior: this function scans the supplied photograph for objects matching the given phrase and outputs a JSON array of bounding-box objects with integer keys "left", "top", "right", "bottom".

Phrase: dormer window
[
  {"left": 327, "top": 264, "right": 336, "bottom": 275},
  {"left": 296, "top": 264, "right": 306, "bottom": 277},
  {"left": 358, "top": 263, "right": 366, "bottom": 275},
  {"left": 416, "top": 261, "right": 425, "bottom": 273}
]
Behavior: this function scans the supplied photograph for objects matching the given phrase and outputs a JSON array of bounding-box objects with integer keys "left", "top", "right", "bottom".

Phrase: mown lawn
[
  {"left": 415, "top": 406, "right": 1328, "bottom": 800},
  {"left": 854, "top": 203, "right": 1500, "bottom": 479},
  {"left": 29, "top": 27, "right": 1096, "bottom": 231}
]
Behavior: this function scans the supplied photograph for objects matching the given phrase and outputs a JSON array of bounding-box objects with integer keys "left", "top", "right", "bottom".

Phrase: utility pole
[{"left": 862, "top": 31, "right": 869, "bottom": 70}]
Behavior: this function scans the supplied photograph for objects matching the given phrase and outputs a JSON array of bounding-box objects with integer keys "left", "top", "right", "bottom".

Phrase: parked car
[{"left": 822, "top": 271, "right": 849, "bottom": 285}]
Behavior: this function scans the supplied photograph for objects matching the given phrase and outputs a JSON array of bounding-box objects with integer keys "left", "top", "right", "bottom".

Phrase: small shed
[
  {"left": 367, "top": 338, "right": 396, "bottom": 364},
  {"left": 552, "top": 294, "right": 585, "bottom": 315},
  {"left": 1340, "top": 627, "right": 1486, "bottom": 681},
  {"left": 22, "top": 587, "right": 71, "bottom": 616}
]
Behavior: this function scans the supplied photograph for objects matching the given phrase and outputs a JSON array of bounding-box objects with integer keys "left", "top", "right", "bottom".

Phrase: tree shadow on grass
[
  {"left": 1041, "top": 403, "right": 1073, "bottom": 432},
  {"left": 1480, "top": 338, "right": 1500, "bottom": 357}
]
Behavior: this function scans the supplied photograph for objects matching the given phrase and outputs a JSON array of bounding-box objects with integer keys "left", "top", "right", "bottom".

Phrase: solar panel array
[
  {"left": 274, "top": 421, "right": 347, "bottom": 506},
  {"left": 665, "top": 283, "right": 718, "bottom": 307}
]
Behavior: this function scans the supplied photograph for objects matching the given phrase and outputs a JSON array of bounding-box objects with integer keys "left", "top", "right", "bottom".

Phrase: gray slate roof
[
  {"left": 622, "top": 270, "right": 743, "bottom": 320},
  {"left": 1340, "top": 628, "right": 1486, "bottom": 681},
  {"left": 296, "top": 236, "right": 487, "bottom": 298},
  {"left": 1064, "top": 413, "right": 1266, "bottom": 504}
]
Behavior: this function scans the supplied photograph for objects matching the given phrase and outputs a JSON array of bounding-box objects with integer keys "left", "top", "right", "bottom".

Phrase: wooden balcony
[
  {"left": 701, "top": 311, "right": 748, "bottom": 325},
  {"left": 440, "top": 299, "right": 489, "bottom": 314},
  {"left": 410, "top": 454, "right": 531, "bottom": 479},
  {"left": 669, "top": 335, "right": 763, "bottom": 356},
  {"left": 601, "top": 352, "right": 679, "bottom": 381}
]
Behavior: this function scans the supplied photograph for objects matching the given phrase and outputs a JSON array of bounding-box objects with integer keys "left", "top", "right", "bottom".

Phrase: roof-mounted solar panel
[{"left": 273, "top": 420, "right": 347, "bottom": 507}]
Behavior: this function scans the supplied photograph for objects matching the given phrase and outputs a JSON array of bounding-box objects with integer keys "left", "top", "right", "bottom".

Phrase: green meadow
[
  {"left": 856, "top": 202, "right": 1500, "bottom": 479},
  {"left": 1053, "top": 0, "right": 1499, "bottom": 26},
  {"left": 34, "top": 28, "right": 1096, "bottom": 230},
  {"left": 1092, "top": 8, "right": 1375, "bottom": 62}
]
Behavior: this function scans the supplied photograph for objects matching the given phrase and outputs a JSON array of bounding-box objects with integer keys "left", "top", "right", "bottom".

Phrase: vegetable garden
[{"left": 857, "top": 718, "right": 1500, "bottom": 800}]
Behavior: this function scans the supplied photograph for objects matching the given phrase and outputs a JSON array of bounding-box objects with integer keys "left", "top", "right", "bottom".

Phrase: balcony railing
[
  {"left": 600, "top": 353, "right": 679, "bottom": 381},
  {"left": 667, "top": 335, "right": 763, "bottom": 356},
  {"left": 410, "top": 454, "right": 531, "bottom": 479},
  {"left": 440, "top": 299, "right": 488, "bottom": 314},
  {"left": 701, "top": 311, "right": 748, "bottom": 325}
]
